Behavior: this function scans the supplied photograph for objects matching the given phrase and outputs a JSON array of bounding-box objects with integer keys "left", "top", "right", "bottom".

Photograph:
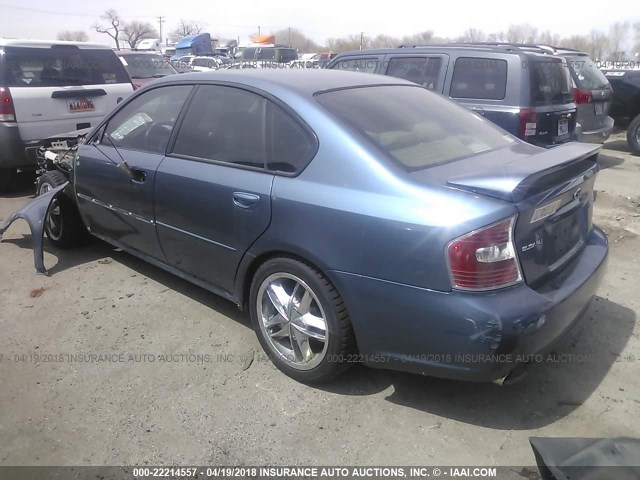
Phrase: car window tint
[
  {"left": 386, "top": 57, "right": 443, "bottom": 90},
  {"left": 529, "top": 60, "right": 572, "bottom": 105},
  {"left": 450, "top": 57, "right": 507, "bottom": 100},
  {"left": 173, "top": 85, "right": 268, "bottom": 169},
  {"left": 318, "top": 85, "right": 513, "bottom": 170},
  {"left": 331, "top": 58, "right": 379, "bottom": 73},
  {"left": 104, "top": 86, "right": 192, "bottom": 154},
  {"left": 267, "top": 104, "right": 314, "bottom": 173},
  {"left": 119, "top": 54, "right": 176, "bottom": 78},
  {"left": 0, "top": 46, "right": 130, "bottom": 87},
  {"left": 569, "top": 58, "right": 609, "bottom": 90}
]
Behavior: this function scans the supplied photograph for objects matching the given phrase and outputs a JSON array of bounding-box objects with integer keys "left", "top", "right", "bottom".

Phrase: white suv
[{"left": 0, "top": 39, "right": 134, "bottom": 191}]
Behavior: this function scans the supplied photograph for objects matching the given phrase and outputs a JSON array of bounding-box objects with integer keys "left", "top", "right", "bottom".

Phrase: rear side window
[
  {"left": 173, "top": 85, "right": 268, "bottom": 169},
  {"left": 317, "top": 85, "right": 513, "bottom": 170},
  {"left": 1, "top": 46, "right": 130, "bottom": 87},
  {"left": 267, "top": 105, "right": 314, "bottom": 173},
  {"left": 530, "top": 61, "right": 572, "bottom": 105},
  {"left": 277, "top": 48, "right": 298, "bottom": 63},
  {"left": 331, "top": 58, "right": 379, "bottom": 73},
  {"left": 568, "top": 58, "right": 610, "bottom": 90},
  {"left": 386, "top": 57, "right": 443, "bottom": 90},
  {"left": 450, "top": 57, "right": 507, "bottom": 100}
]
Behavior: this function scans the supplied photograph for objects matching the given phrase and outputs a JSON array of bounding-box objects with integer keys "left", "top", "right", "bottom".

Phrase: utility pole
[
  {"left": 288, "top": 27, "right": 291, "bottom": 46},
  {"left": 360, "top": 32, "right": 364, "bottom": 50},
  {"left": 158, "top": 16, "right": 165, "bottom": 46},
  {"left": 258, "top": 26, "right": 261, "bottom": 35}
]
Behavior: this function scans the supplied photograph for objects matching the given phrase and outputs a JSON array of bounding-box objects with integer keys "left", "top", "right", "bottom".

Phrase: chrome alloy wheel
[
  {"left": 257, "top": 273, "right": 328, "bottom": 370},
  {"left": 38, "top": 182, "right": 63, "bottom": 241}
]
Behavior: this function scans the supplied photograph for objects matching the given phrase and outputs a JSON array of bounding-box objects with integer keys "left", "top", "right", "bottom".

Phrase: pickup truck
[{"left": 603, "top": 69, "right": 640, "bottom": 154}]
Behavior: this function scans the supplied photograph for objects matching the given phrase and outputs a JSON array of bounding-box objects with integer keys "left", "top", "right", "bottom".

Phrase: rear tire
[
  {"left": 627, "top": 114, "right": 640, "bottom": 155},
  {"left": 0, "top": 168, "right": 16, "bottom": 193},
  {"left": 36, "top": 171, "right": 87, "bottom": 249},
  {"left": 249, "top": 257, "right": 355, "bottom": 384}
]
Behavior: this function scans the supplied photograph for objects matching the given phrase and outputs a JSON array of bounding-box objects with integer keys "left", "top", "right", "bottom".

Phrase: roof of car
[
  {"left": 153, "top": 69, "right": 412, "bottom": 96},
  {"left": 0, "top": 39, "right": 111, "bottom": 49},
  {"left": 116, "top": 50, "right": 163, "bottom": 55}
]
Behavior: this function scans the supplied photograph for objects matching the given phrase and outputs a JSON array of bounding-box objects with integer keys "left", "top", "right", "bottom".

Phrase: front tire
[
  {"left": 249, "top": 257, "right": 355, "bottom": 384},
  {"left": 627, "top": 114, "right": 640, "bottom": 155},
  {"left": 0, "top": 168, "right": 16, "bottom": 193},
  {"left": 36, "top": 171, "right": 87, "bottom": 249}
]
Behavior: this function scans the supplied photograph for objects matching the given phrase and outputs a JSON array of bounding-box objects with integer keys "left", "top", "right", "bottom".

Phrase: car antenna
[{"left": 95, "top": 131, "right": 134, "bottom": 177}]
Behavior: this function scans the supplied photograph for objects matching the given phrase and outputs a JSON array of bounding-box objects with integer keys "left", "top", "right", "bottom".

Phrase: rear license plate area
[
  {"left": 67, "top": 98, "right": 95, "bottom": 112},
  {"left": 558, "top": 118, "right": 569, "bottom": 136},
  {"left": 594, "top": 103, "right": 605, "bottom": 115},
  {"left": 548, "top": 214, "right": 580, "bottom": 263}
]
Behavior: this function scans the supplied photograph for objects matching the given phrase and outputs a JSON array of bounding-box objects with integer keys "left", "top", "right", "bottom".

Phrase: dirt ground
[{"left": 0, "top": 133, "right": 638, "bottom": 468}]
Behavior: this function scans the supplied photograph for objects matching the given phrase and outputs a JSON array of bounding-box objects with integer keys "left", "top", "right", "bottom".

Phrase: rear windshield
[
  {"left": 0, "top": 46, "right": 130, "bottom": 87},
  {"left": 568, "top": 58, "right": 610, "bottom": 90},
  {"left": 317, "top": 85, "right": 513, "bottom": 170},
  {"left": 530, "top": 60, "right": 573, "bottom": 105},
  {"left": 119, "top": 54, "right": 176, "bottom": 79}
]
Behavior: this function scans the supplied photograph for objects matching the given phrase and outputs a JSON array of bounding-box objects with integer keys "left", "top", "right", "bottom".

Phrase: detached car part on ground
[{"left": 0, "top": 70, "right": 608, "bottom": 385}]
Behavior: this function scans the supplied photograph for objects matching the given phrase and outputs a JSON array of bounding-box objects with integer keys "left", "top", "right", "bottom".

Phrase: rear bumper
[
  {"left": 0, "top": 122, "right": 30, "bottom": 169},
  {"left": 575, "top": 116, "right": 615, "bottom": 144},
  {"left": 330, "top": 227, "right": 608, "bottom": 382}
]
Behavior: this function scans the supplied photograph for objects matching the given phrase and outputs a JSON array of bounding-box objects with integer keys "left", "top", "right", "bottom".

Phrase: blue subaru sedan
[{"left": 1, "top": 70, "right": 608, "bottom": 384}]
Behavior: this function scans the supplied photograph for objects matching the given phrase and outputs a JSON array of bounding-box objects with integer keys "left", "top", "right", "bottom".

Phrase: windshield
[
  {"left": 569, "top": 58, "right": 610, "bottom": 90},
  {"left": 0, "top": 46, "right": 130, "bottom": 87},
  {"left": 120, "top": 54, "right": 177, "bottom": 78},
  {"left": 192, "top": 58, "right": 215, "bottom": 67},
  {"left": 530, "top": 60, "right": 573, "bottom": 105},
  {"left": 317, "top": 85, "right": 513, "bottom": 170}
]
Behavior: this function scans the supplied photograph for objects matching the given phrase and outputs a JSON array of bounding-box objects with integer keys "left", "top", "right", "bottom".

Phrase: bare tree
[
  {"left": 273, "top": 28, "right": 321, "bottom": 52},
  {"left": 57, "top": 30, "right": 90, "bottom": 42},
  {"left": 634, "top": 22, "right": 640, "bottom": 57},
  {"left": 169, "top": 19, "right": 205, "bottom": 43},
  {"left": 608, "top": 22, "right": 630, "bottom": 61},
  {"left": 588, "top": 30, "right": 610, "bottom": 61},
  {"left": 457, "top": 28, "right": 486, "bottom": 43},
  {"left": 537, "top": 30, "right": 561, "bottom": 46},
  {"left": 400, "top": 31, "right": 435, "bottom": 46},
  {"left": 122, "top": 21, "right": 158, "bottom": 49},
  {"left": 93, "top": 9, "right": 122, "bottom": 49},
  {"left": 506, "top": 24, "right": 538, "bottom": 44}
]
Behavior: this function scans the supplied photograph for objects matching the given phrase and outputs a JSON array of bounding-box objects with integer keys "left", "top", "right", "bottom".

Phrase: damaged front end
[{"left": 0, "top": 182, "right": 69, "bottom": 275}]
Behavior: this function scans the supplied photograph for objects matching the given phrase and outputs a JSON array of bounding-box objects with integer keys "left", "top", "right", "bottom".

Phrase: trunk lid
[{"left": 446, "top": 143, "right": 601, "bottom": 286}]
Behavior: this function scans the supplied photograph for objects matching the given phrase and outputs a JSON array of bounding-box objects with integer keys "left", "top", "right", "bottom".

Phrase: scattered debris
[
  {"left": 241, "top": 350, "right": 255, "bottom": 371},
  {"left": 98, "top": 259, "right": 112, "bottom": 265},
  {"left": 29, "top": 287, "right": 47, "bottom": 298},
  {"left": 428, "top": 421, "right": 442, "bottom": 430}
]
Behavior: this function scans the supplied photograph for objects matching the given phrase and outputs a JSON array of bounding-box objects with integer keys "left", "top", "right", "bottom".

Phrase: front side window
[
  {"left": 317, "top": 85, "right": 513, "bottom": 170},
  {"left": 331, "top": 58, "right": 379, "bottom": 73},
  {"left": 104, "top": 85, "right": 192, "bottom": 154},
  {"left": 450, "top": 57, "right": 508, "bottom": 100},
  {"left": 386, "top": 57, "right": 443, "bottom": 90}
]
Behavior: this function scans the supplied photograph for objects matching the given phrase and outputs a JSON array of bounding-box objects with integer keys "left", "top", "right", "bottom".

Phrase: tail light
[
  {"left": 518, "top": 108, "right": 537, "bottom": 139},
  {"left": 447, "top": 217, "right": 522, "bottom": 291},
  {"left": 0, "top": 87, "right": 16, "bottom": 122},
  {"left": 573, "top": 88, "right": 592, "bottom": 104}
]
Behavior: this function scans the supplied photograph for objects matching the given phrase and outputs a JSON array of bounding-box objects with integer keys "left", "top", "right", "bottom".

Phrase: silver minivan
[
  {"left": 553, "top": 48, "right": 614, "bottom": 143},
  {"left": 0, "top": 40, "right": 134, "bottom": 191}
]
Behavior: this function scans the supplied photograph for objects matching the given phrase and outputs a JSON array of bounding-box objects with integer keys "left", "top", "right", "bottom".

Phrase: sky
[{"left": 0, "top": 0, "right": 638, "bottom": 47}]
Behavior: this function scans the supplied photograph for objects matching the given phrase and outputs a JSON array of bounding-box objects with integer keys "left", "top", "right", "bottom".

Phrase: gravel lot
[{"left": 0, "top": 133, "right": 638, "bottom": 468}]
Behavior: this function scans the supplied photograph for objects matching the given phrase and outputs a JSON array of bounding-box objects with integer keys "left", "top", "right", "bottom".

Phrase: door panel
[
  {"left": 155, "top": 158, "right": 274, "bottom": 292},
  {"left": 75, "top": 145, "right": 166, "bottom": 260}
]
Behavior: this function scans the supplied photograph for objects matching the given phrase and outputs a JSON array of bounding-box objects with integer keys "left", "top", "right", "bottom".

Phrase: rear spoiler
[{"left": 447, "top": 143, "right": 602, "bottom": 202}]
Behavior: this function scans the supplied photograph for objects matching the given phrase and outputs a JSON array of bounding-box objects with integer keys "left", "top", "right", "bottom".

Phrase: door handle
[
  {"left": 471, "top": 107, "right": 485, "bottom": 116},
  {"left": 233, "top": 192, "right": 260, "bottom": 209},
  {"left": 129, "top": 167, "right": 147, "bottom": 184}
]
